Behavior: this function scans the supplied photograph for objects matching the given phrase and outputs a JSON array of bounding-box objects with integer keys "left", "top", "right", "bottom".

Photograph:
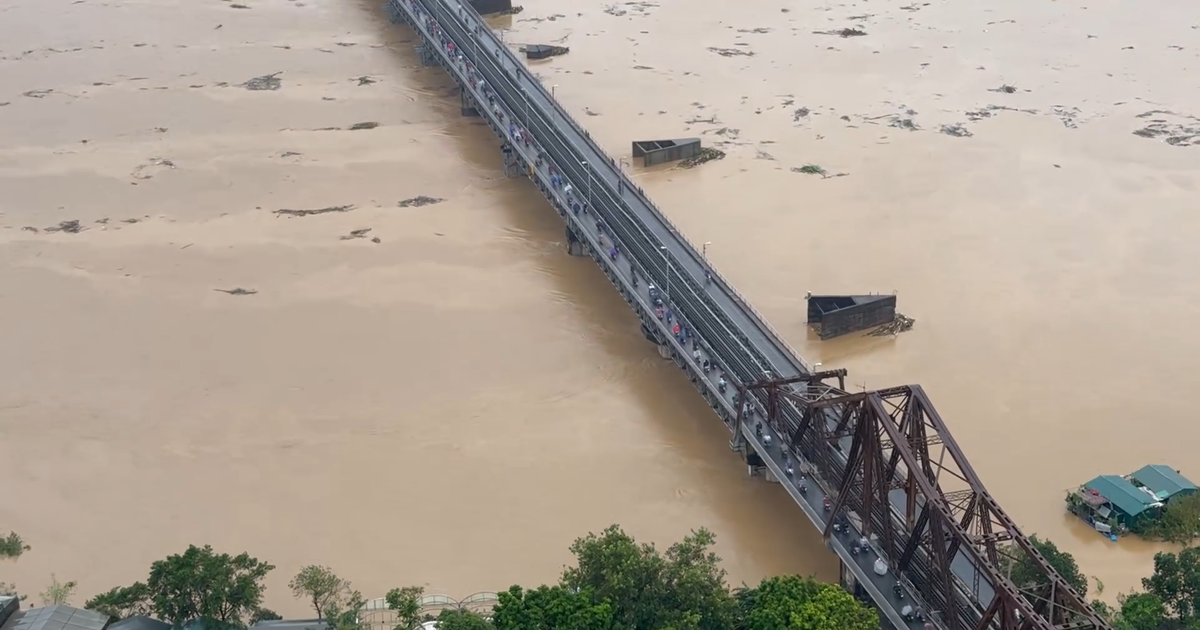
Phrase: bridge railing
[{"left": 461, "top": 3, "right": 812, "bottom": 375}]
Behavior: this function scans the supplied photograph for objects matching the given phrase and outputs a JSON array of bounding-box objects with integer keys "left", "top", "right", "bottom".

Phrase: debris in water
[
  {"left": 214, "top": 287, "right": 258, "bottom": 295},
  {"left": 44, "top": 220, "right": 83, "bottom": 234},
  {"left": 679, "top": 147, "right": 726, "bottom": 169},
  {"left": 398, "top": 196, "right": 445, "bottom": 208},
  {"left": 122, "top": 218, "right": 140, "bottom": 223},
  {"left": 793, "top": 164, "right": 826, "bottom": 176},
  {"left": 867, "top": 312, "right": 915, "bottom": 337},
  {"left": 21, "top": 226, "right": 38, "bottom": 233},
  {"left": 349, "top": 121, "right": 380, "bottom": 130},
  {"left": 889, "top": 117, "right": 919, "bottom": 131},
  {"left": 230, "top": 3, "right": 250, "bottom": 8},
  {"left": 492, "top": 5, "right": 523, "bottom": 15},
  {"left": 241, "top": 72, "right": 282, "bottom": 91},
  {"left": 940, "top": 124, "right": 973, "bottom": 137},
  {"left": 814, "top": 27, "right": 867, "bottom": 37},
  {"left": 275, "top": 205, "right": 355, "bottom": 217},
  {"left": 340, "top": 228, "right": 373, "bottom": 240},
  {"left": 755, "top": 149, "right": 775, "bottom": 160},
  {"left": 130, "top": 157, "right": 177, "bottom": 180},
  {"left": 1132, "top": 119, "right": 1200, "bottom": 146},
  {"left": 708, "top": 47, "right": 755, "bottom": 57},
  {"left": 965, "top": 109, "right": 994, "bottom": 121},
  {"left": 371, "top": 236, "right": 382, "bottom": 244},
  {"left": 988, "top": 84, "right": 1019, "bottom": 94},
  {"left": 353, "top": 75, "right": 376, "bottom": 86},
  {"left": 793, "top": 106, "right": 810, "bottom": 121},
  {"left": 22, "top": 89, "right": 54, "bottom": 98}
]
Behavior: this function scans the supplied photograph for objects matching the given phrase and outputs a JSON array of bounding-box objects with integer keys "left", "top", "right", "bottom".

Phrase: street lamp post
[
  {"left": 703, "top": 241, "right": 712, "bottom": 259},
  {"left": 552, "top": 84, "right": 558, "bottom": 98}
]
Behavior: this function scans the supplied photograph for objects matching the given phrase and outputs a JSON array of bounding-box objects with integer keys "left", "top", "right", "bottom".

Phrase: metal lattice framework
[{"left": 741, "top": 376, "right": 1111, "bottom": 630}]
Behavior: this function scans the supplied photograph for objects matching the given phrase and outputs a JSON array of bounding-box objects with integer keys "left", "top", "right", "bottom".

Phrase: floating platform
[
  {"left": 806, "top": 294, "right": 896, "bottom": 340},
  {"left": 524, "top": 44, "right": 570, "bottom": 60},
  {"left": 632, "top": 138, "right": 702, "bottom": 167}
]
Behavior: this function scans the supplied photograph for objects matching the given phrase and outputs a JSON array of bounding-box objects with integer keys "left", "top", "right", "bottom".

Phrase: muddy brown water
[{"left": 2, "top": 0, "right": 1200, "bottom": 614}]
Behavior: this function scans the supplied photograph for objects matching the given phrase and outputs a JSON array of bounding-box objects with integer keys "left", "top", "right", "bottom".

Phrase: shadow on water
[{"left": 348, "top": 0, "right": 837, "bottom": 579}]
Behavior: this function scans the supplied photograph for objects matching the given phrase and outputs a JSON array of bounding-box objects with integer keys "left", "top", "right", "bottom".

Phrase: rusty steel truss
[{"left": 738, "top": 375, "right": 1111, "bottom": 630}]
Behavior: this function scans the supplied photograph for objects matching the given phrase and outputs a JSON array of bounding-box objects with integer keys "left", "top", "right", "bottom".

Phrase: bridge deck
[{"left": 388, "top": 1, "right": 996, "bottom": 628}]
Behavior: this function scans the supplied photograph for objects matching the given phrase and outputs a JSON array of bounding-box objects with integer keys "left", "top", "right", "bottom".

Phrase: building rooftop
[
  {"left": 1084, "top": 475, "right": 1159, "bottom": 517},
  {"left": 107, "top": 618, "right": 171, "bottom": 630},
  {"left": 247, "top": 619, "right": 328, "bottom": 630},
  {"left": 1131, "top": 465, "right": 1198, "bottom": 500},
  {"left": 0, "top": 606, "right": 110, "bottom": 630}
]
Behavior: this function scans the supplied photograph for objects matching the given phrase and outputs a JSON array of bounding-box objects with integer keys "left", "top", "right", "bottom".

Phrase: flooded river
[{"left": 2, "top": 0, "right": 1199, "bottom": 614}]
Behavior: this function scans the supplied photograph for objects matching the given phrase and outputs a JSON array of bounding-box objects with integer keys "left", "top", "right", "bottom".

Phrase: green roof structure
[
  {"left": 1131, "top": 465, "right": 1198, "bottom": 501},
  {"left": 1084, "top": 475, "right": 1158, "bottom": 518}
]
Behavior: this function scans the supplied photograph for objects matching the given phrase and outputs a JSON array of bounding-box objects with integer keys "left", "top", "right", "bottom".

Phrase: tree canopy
[
  {"left": 84, "top": 545, "right": 275, "bottom": 627},
  {"left": 1, "top": 532, "right": 29, "bottom": 560},
  {"left": 1142, "top": 547, "right": 1200, "bottom": 622},
  {"left": 1007, "top": 535, "right": 1089, "bottom": 600},
  {"left": 491, "top": 585, "right": 614, "bottom": 630},
  {"left": 289, "top": 565, "right": 352, "bottom": 619},
  {"left": 562, "top": 525, "right": 737, "bottom": 630},
  {"left": 741, "top": 575, "right": 877, "bottom": 630}
]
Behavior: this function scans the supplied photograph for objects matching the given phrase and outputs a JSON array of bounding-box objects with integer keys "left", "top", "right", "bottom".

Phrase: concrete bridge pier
[
  {"left": 460, "top": 88, "right": 479, "bottom": 117},
  {"left": 565, "top": 226, "right": 586, "bottom": 256}
]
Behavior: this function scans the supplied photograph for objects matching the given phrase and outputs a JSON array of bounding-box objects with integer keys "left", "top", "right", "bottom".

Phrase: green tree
[
  {"left": 145, "top": 545, "right": 275, "bottom": 627},
  {"left": 290, "top": 566, "right": 351, "bottom": 619},
  {"left": 324, "top": 590, "right": 369, "bottom": 630},
  {"left": 1118, "top": 592, "right": 1169, "bottom": 630},
  {"left": 385, "top": 586, "right": 425, "bottom": 630},
  {"left": 744, "top": 575, "right": 876, "bottom": 630},
  {"left": 1143, "top": 495, "right": 1200, "bottom": 544},
  {"left": 85, "top": 583, "right": 153, "bottom": 620},
  {"left": 1, "top": 531, "right": 30, "bottom": 601},
  {"left": 40, "top": 574, "right": 79, "bottom": 606},
  {"left": 435, "top": 609, "right": 492, "bottom": 630},
  {"left": 1142, "top": 547, "right": 1200, "bottom": 621},
  {"left": 250, "top": 609, "right": 282, "bottom": 624},
  {"left": 561, "top": 525, "right": 736, "bottom": 630},
  {"left": 491, "top": 585, "right": 614, "bottom": 630},
  {"left": 1007, "top": 535, "right": 1088, "bottom": 600},
  {"left": 0, "top": 532, "right": 29, "bottom": 559}
]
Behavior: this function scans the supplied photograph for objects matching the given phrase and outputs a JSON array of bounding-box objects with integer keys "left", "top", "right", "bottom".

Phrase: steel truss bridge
[{"left": 382, "top": 1, "right": 1111, "bottom": 629}]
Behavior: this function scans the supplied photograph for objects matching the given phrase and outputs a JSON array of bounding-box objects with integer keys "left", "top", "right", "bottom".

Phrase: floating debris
[
  {"left": 755, "top": 149, "right": 775, "bottom": 160},
  {"left": 398, "top": 196, "right": 445, "bottom": 208},
  {"left": 241, "top": 72, "right": 281, "bottom": 91},
  {"left": 737, "top": 27, "right": 771, "bottom": 34},
  {"left": 230, "top": 3, "right": 250, "bottom": 8},
  {"left": 679, "top": 147, "right": 725, "bottom": 169},
  {"left": 792, "top": 164, "right": 826, "bottom": 176},
  {"left": 940, "top": 124, "right": 973, "bottom": 137},
  {"left": 21, "top": 226, "right": 38, "bottom": 233},
  {"left": 22, "top": 89, "right": 54, "bottom": 98},
  {"left": 602, "top": 4, "right": 627, "bottom": 16},
  {"left": 814, "top": 28, "right": 867, "bottom": 37},
  {"left": 793, "top": 107, "right": 810, "bottom": 121},
  {"left": 349, "top": 121, "right": 380, "bottom": 130},
  {"left": 214, "top": 287, "right": 257, "bottom": 295},
  {"left": 341, "top": 228, "right": 373, "bottom": 240},
  {"left": 889, "top": 117, "right": 919, "bottom": 131},
  {"left": 1132, "top": 120, "right": 1200, "bottom": 146},
  {"left": 867, "top": 312, "right": 915, "bottom": 337},
  {"left": 353, "top": 75, "right": 376, "bottom": 86},
  {"left": 122, "top": 218, "right": 140, "bottom": 224},
  {"left": 131, "top": 157, "right": 177, "bottom": 180},
  {"left": 275, "top": 205, "right": 355, "bottom": 217},
  {"left": 371, "top": 236, "right": 382, "bottom": 244},
  {"left": 44, "top": 220, "right": 83, "bottom": 233},
  {"left": 965, "top": 109, "right": 994, "bottom": 121},
  {"left": 708, "top": 47, "right": 755, "bottom": 57},
  {"left": 988, "top": 84, "right": 1018, "bottom": 94}
]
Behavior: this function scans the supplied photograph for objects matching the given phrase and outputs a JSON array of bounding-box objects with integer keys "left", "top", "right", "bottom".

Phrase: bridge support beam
[
  {"left": 460, "top": 88, "right": 480, "bottom": 117},
  {"left": 565, "top": 227, "right": 585, "bottom": 256}
]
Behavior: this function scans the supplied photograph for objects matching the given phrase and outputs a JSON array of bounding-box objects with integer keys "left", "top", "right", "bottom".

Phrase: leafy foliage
[
  {"left": 1140, "top": 494, "right": 1200, "bottom": 544},
  {"left": 435, "top": 609, "right": 492, "bottom": 630},
  {"left": 1006, "top": 535, "right": 1089, "bottom": 599},
  {"left": 743, "top": 575, "right": 877, "bottom": 630},
  {"left": 250, "top": 609, "right": 283, "bottom": 624},
  {"left": 40, "top": 574, "right": 79, "bottom": 606},
  {"left": 86, "top": 583, "right": 154, "bottom": 620},
  {"left": 385, "top": 586, "right": 426, "bottom": 630},
  {"left": 324, "top": 590, "right": 369, "bottom": 630},
  {"left": 290, "top": 566, "right": 352, "bottom": 619},
  {"left": 1142, "top": 547, "right": 1200, "bottom": 621},
  {"left": 491, "top": 585, "right": 614, "bottom": 630},
  {"left": 0, "top": 532, "right": 30, "bottom": 560},
  {"left": 561, "top": 525, "right": 737, "bottom": 630},
  {"left": 85, "top": 545, "right": 274, "bottom": 627}
]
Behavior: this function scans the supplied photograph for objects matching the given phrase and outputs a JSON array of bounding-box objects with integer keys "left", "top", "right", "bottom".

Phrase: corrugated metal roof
[
  {"left": 1084, "top": 475, "right": 1157, "bottom": 517},
  {"left": 1132, "top": 465, "right": 1198, "bottom": 499},
  {"left": 0, "top": 606, "right": 109, "bottom": 630}
]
